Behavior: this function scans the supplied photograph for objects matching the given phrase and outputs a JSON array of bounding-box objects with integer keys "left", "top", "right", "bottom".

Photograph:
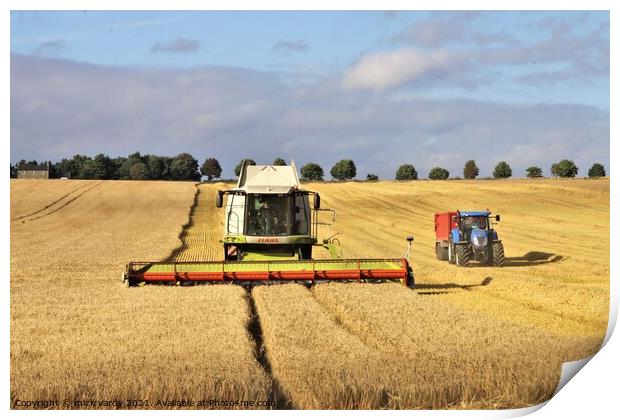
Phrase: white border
[{"left": 4, "top": 1, "right": 616, "bottom": 419}]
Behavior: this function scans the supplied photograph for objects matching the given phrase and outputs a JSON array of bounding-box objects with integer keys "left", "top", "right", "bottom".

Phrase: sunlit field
[{"left": 10, "top": 178, "right": 608, "bottom": 409}]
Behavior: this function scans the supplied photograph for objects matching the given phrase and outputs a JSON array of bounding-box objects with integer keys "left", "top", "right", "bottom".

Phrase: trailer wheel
[
  {"left": 455, "top": 244, "right": 472, "bottom": 267},
  {"left": 492, "top": 242, "right": 505, "bottom": 267},
  {"left": 436, "top": 243, "right": 449, "bottom": 261}
]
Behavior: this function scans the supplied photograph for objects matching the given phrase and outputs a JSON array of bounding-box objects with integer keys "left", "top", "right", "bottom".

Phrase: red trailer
[{"left": 434, "top": 212, "right": 458, "bottom": 260}]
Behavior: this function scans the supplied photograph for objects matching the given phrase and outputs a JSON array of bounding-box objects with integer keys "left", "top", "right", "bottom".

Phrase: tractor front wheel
[
  {"left": 455, "top": 244, "right": 472, "bottom": 267},
  {"left": 492, "top": 242, "right": 505, "bottom": 267}
]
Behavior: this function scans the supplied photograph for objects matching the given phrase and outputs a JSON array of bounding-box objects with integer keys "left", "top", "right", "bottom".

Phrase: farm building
[{"left": 17, "top": 163, "right": 49, "bottom": 179}]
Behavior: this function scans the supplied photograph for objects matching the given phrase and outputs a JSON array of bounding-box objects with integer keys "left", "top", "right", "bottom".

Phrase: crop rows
[
  {"left": 10, "top": 180, "right": 269, "bottom": 408},
  {"left": 10, "top": 178, "right": 609, "bottom": 409}
]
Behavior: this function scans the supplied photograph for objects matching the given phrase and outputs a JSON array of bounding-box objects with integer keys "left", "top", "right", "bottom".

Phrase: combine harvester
[
  {"left": 434, "top": 210, "right": 505, "bottom": 267},
  {"left": 124, "top": 161, "right": 415, "bottom": 288}
]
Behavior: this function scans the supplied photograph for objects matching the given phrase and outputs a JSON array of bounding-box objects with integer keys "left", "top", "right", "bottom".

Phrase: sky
[{"left": 10, "top": 10, "right": 610, "bottom": 178}]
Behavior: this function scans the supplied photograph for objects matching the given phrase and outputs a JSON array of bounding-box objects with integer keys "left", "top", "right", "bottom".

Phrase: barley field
[{"left": 10, "top": 177, "right": 609, "bottom": 409}]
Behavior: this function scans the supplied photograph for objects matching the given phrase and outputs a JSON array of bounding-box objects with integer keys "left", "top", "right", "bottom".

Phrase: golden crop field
[
  {"left": 10, "top": 177, "right": 609, "bottom": 409},
  {"left": 10, "top": 180, "right": 270, "bottom": 408}
]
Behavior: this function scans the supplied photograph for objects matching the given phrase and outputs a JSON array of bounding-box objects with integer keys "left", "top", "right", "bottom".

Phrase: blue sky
[{"left": 10, "top": 10, "right": 609, "bottom": 178}]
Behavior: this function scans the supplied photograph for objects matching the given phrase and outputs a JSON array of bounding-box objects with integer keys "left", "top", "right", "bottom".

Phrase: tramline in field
[{"left": 124, "top": 161, "right": 415, "bottom": 287}]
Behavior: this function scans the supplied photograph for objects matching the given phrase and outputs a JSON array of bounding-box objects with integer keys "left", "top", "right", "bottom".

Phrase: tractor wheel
[
  {"left": 436, "top": 243, "right": 449, "bottom": 261},
  {"left": 492, "top": 242, "right": 506, "bottom": 267},
  {"left": 483, "top": 246, "right": 494, "bottom": 266},
  {"left": 455, "top": 244, "right": 472, "bottom": 267}
]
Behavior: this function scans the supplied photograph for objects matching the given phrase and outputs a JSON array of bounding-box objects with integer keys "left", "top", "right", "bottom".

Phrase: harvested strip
[
  {"left": 313, "top": 283, "right": 570, "bottom": 408},
  {"left": 253, "top": 284, "right": 403, "bottom": 409}
]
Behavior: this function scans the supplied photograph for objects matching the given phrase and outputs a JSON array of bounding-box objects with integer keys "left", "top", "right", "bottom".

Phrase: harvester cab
[
  {"left": 216, "top": 160, "right": 340, "bottom": 261},
  {"left": 434, "top": 210, "right": 505, "bottom": 267},
  {"left": 124, "top": 161, "right": 415, "bottom": 288}
]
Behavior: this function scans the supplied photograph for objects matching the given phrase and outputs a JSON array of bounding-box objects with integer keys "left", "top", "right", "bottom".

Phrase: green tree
[
  {"left": 550, "top": 159, "right": 578, "bottom": 178},
  {"left": 10, "top": 164, "right": 17, "bottom": 178},
  {"left": 146, "top": 155, "right": 166, "bottom": 180},
  {"left": 93, "top": 153, "right": 113, "bottom": 179},
  {"left": 234, "top": 158, "right": 256, "bottom": 176},
  {"left": 300, "top": 163, "right": 324, "bottom": 181},
  {"left": 129, "top": 162, "right": 149, "bottom": 180},
  {"left": 526, "top": 166, "right": 543, "bottom": 178},
  {"left": 170, "top": 153, "right": 201, "bottom": 181},
  {"left": 119, "top": 152, "right": 144, "bottom": 180},
  {"left": 588, "top": 163, "right": 606, "bottom": 178},
  {"left": 272, "top": 157, "right": 286, "bottom": 166},
  {"left": 366, "top": 173, "right": 379, "bottom": 181},
  {"left": 55, "top": 158, "right": 75, "bottom": 178},
  {"left": 111, "top": 157, "right": 127, "bottom": 180},
  {"left": 463, "top": 160, "right": 479, "bottom": 179},
  {"left": 79, "top": 158, "right": 106, "bottom": 179},
  {"left": 428, "top": 167, "right": 450, "bottom": 180},
  {"left": 72, "top": 155, "right": 92, "bottom": 179},
  {"left": 330, "top": 159, "right": 357, "bottom": 181},
  {"left": 395, "top": 164, "right": 418, "bottom": 181},
  {"left": 201, "top": 157, "right": 222, "bottom": 181},
  {"left": 493, "top": 161, "right": 512, "bottom": 179}
]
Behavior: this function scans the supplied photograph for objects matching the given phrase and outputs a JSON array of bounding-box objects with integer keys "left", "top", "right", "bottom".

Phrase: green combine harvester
[{"left": 124, "top": 161, "right": 415, "bottom": 288}]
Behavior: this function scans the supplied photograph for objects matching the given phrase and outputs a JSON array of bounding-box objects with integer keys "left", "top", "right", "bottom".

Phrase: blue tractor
[{"left": 436, "top": 210, "right": 505, "bottom": 267}]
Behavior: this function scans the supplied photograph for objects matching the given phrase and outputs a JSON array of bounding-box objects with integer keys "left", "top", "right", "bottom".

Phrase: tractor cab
[{"left": 454, "top": 211, "right": 499, "bottom": 244}]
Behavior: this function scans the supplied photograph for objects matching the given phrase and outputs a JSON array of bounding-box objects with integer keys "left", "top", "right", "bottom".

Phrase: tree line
[{"left": 10, "top": 154, "right": 606, "bottom": 181}]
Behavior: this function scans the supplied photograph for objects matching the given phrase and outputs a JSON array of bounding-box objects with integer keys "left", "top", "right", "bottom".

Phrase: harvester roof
[
  {"left": 459, "top": 210, "right": 491, "bottom": 217},
  {"left": 236, "top": 163, "right": 301, "bottom": 194}
]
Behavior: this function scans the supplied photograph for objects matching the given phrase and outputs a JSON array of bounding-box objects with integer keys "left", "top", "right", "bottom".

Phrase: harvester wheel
[
  {"left": 455, "top": 244, "right": 471, "bottom": 267},
  {"left": 436, "top": 243, "right": 449, "bottom": 261},
  {"left": 492, "top": 242, "right": 506, "bottom": 267}
]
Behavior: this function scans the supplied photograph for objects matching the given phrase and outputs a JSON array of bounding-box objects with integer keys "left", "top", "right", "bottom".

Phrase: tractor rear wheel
[
  {"left": 436, "top": 243, "right": 449, "bottom": 261},
  {"left": 492, "top": 242, "right": 505, "bottom": 267},
  {"left": 455, "top": 244, "right": 472, "bottom": 267}
]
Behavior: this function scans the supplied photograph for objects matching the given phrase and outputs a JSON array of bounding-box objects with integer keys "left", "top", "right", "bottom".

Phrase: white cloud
[
  {"left": 341, "top": 48, "right": 455, "bottom": 91},
  {"left": 10, "top": 54, "right": 609, "bottom": 179}
]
